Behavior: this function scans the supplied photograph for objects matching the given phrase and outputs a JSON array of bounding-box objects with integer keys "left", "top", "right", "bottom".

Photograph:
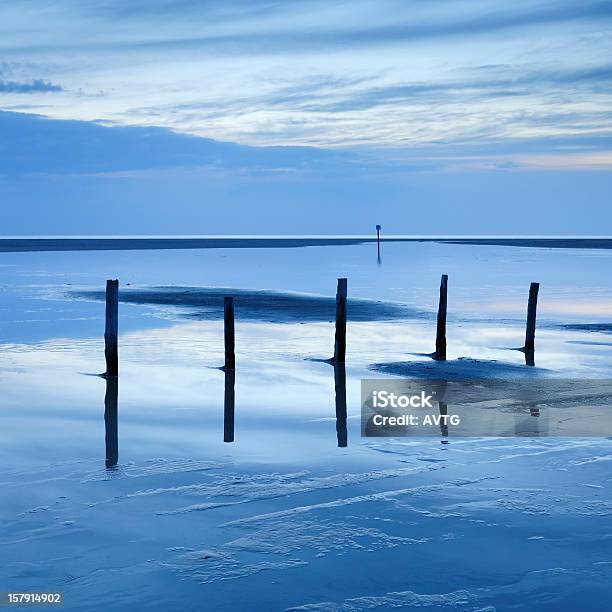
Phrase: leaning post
[
  {"left": 434, "top": 274, "right": 448, "bottom": 361},
  {"left": 104, "top": 279, "right": 119, "bottom": 377},
  {"left": 524, "top": 282, "right": 540, "bottom": 356}
]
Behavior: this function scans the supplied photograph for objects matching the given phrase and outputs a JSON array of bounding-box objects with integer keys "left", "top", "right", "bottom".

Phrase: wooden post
[
  {"left": 224, "top": 297, "right": 235, "bottom": 370},
  {"left": 524, "top": 282, "right": 539, "bottom": 365},
  {"left": 334, "top": 278, "right": 347, "bottom": 363},
  {"left": 376, "top": 224, "right": 381, "bottom": 259},
  {"left": 223, "top": 298, "right": 236, "bottom": 440},
  {"left": 104, "top": 279, "right": 119, "bottom": 377},
  {"left": 434, "top": 274, "right": 448, "bottom": 361},
  {"left": 223, "top": 367, "right": 235, "bottom": 443}
]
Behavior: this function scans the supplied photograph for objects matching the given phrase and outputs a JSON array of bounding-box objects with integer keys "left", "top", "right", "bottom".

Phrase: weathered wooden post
[
  {"left": 523, "top": 282, "right": 539, "bottom": 366},
  {"left": 376, "top": 224, "right": 381, "bottom": 257},
  {"left": 434, "top": 274, "right": 448, "bottom": 361},
  {"left": 104, "top": 279, "right": 119, "bottom": 377},
  {"left": 224, "top": 297, "right": 235, "bottom": 370},
  {"left": 104, "top": 376, "right": 118, "bottom": 468},
  {"left": 223, "top": 367, "right": 235, "bottom": 443},
  {"left": 334, "top": 278, "right": 347, "bottom": 363}
]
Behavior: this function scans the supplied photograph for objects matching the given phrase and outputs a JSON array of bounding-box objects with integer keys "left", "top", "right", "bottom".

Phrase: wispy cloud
[
  {"left": 3, "top": 1, "right": 611, "bottom": 55},
  {"left": 0, "top": 79, "right": 62, "bottom": 93},
  {"left": 290, "top": 64, "right": 612, "bottom": 113},
  {"left": 91, "top": 0, "right": 311, "bottom": 22},
  {"left": 113, "top": 0, "right": 612, "bottom": 56},
  {"left": 2, "top": 110, "right": 610, "bottom": 179}
]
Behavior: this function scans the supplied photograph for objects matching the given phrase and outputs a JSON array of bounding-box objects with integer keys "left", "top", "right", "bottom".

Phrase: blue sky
[{"left": 0, "top": 1, "right": 611, "bottom": 234}]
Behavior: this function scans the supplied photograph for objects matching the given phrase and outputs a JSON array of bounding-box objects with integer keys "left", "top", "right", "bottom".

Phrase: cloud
[
  {"left": 84, "top": 1, "right": 612, "bottom": 54},
  {"left": 0, "top": 110, "right": 346, "bottom": 176},
  {"left": 281, "top": 63, "right": 612, "bottom": 114},
  {"left": 91, "top": 0, "right": 310, "bottom": 22},
  {"left": 139, "top": 0, "right": 612, "bottom": 56},
  {"left": 0, "top": 79, "right": 62, "bottom": 93},
  {"left": 116, "top": 60, "right": 612, "bottom": 148},
  {"left": 1, "top": 110, "right": 611, "bottom": 181},
  {"left": 0, "top": 1, "right": 610, "bottom": 149},
  {"left": 3, "top": 1, "right": 612, "bottom": 56}
]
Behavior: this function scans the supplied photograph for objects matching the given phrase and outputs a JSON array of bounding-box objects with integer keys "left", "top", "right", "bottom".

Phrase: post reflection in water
[
  {"left": 334, "top": 363, "right": 348, "bottom": 447},
  {"left": 224, "top": 368, "right": 236, "bottom": 443},
  {"left": 104, "top": 376, "right": 119, "bottom": 468},
  {"left": 439, "top": 401, "right": 449, "bottom": 438},
  {"left": 436, "top": 380, "right": 450, "bottom": 444}
]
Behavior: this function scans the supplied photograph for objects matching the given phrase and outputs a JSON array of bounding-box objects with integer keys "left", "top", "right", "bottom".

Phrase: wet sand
[
  {"left": 2, "top": 236, "right": 612, "bottom": 252},
  {"left": 70, "top": 286, "right": 426, "bottom": 323}
]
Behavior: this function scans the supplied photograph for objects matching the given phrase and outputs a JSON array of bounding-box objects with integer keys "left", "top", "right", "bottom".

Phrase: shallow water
[{"left": 1, "top": 241, "right": 611, "bottom": 610}]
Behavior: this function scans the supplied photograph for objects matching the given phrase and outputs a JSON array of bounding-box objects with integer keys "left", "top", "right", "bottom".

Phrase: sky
[{"left": 0, "top": 0, "right": 611, "bottom": 234}]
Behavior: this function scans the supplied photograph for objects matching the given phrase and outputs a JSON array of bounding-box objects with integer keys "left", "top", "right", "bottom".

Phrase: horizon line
[{"left": 2, "top": 234, "right": 612, "bottom": 240}]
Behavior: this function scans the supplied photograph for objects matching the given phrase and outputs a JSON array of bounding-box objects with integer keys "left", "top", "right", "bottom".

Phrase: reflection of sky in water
[
  {"left": 2, "top": 242, "right": 612, "bottom": 610},
  {"left": 2, "top": 242, "right": 612, "bottom": 466},
  {"left": 2, "top": 320, "right": 612, "bottom": 470}
]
